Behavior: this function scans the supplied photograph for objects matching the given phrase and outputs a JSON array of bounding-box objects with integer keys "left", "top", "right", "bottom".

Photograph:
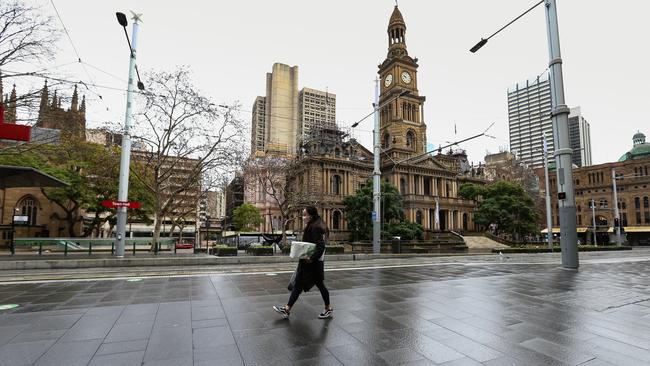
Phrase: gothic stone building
[
  {"left": 0, "top": 81, "right": 87, "bottom": 246},
  {"left": 285, "top": 6, "right": 482, "bottom": 241}
]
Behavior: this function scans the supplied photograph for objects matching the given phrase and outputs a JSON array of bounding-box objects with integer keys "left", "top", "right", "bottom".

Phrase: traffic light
[{"left": 614, "top": 217, "right": 620, "bottom": 228}]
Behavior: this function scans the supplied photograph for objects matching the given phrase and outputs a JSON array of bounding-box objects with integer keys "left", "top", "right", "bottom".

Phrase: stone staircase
[{"left": 462, "top": 234, "right": 510, "bottom": 253}]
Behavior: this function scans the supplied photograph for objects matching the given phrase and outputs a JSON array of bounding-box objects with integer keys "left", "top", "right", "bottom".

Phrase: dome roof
[
  {"left": 389, "top": 6, "right": 406, "bottom": 27},
  {"left": 619, "top": 131, "right": 650, "bottom": 162}
]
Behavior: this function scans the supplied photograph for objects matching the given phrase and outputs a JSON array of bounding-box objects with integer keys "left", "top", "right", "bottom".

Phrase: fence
[{"left": 8, "top": 237, "right": 178, "bottom": 256}]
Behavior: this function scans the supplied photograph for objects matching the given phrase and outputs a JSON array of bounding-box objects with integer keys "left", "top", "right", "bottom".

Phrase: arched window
[
  {"left": 406, "top": 130, "right": 415, "bottom": 149},
  {"left": 416, "top": 210, "right": 423, "bottom": 225},
  {"left": 333, "top": 211, "right": 341, "bottom": 230},
  {"left": 331, "top": 175, "right": 342, "bottom": 195},
  {"left": 17, "top": 196, "right": 39, "bottom": 225},
  {"left": 382, "top": 133, "right": 390, "bottom": 148},
  {"left": 635, "top": 197, "right": 641, "bottom": 209},
  {"left": 400, "top": 178, "right": 407, "bottom": 195},
  {"left": 644, "top": 197, "right": 649, "bottom": 208}
]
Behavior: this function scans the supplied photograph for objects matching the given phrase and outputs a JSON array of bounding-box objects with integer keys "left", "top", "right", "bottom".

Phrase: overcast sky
[{"left": 15, "top": 0, "right": 650, "bottom": 165}]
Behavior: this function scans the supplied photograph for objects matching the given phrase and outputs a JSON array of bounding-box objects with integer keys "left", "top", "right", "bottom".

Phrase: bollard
[
  {"left": 111, "top": 241, "right": 115, "bottom": 255},
  {"left": 64, "top": 241, "right": 68, "bottom": 256},
  {"left": 88, "top": 241, "right": 92, "bottom": 256},
  {"left": 39, "top": 242, "right": 42, "bottom": 255},
  {"left": 133, "top": 240, "right": 136, "bottom": 255}
]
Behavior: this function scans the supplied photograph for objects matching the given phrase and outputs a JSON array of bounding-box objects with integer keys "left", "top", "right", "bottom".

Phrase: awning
[
  {"left": 608, "top": 226, "right": 650, "bottom": 233},
  {"left": 0, "top": 165, "right": 68, "bottom": 188},
  {"left": 542, "top": 227, "right": 589, "bottom": 234},
  {"left": 541, "top": 228, "right": 560, "bottom": 234}
]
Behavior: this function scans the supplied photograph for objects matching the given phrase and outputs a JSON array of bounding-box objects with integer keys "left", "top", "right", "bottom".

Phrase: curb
[{"left": 0, "top": 253, "right": 479, "bottom": 270}]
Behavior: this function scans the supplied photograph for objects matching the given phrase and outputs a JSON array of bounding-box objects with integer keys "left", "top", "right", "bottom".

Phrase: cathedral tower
[{"left": 378, "top": 5, "right": 427, "bottom": 161}]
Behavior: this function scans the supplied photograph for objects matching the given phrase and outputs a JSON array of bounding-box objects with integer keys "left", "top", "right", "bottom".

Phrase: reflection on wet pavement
[{"left": 0, "top": 253, "right": 650, "bottom": 365}]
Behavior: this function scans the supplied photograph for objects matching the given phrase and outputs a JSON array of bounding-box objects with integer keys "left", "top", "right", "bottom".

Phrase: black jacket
[{"left": 294, "top": 217, "right": 327, "bottom": 291}]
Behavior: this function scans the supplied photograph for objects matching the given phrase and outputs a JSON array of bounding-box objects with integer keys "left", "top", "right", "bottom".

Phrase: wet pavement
[{"left": 1, "top": 252, "right": 650, "bottom": 365}]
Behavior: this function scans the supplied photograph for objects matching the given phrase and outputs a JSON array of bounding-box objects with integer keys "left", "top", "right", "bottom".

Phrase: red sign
[
  {"left": 101, "top": 200, "right": 142, "bottom": 209},
  {"left": 0, "top": 105, "right": 31, "bottom": 142}
]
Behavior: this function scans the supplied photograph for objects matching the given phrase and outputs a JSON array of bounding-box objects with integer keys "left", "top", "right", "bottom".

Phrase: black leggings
[{"left": 288, "top": 281, "right": 330, "bottom": 308}]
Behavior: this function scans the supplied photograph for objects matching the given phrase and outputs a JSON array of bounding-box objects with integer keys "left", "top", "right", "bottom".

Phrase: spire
[
  {"left": 51, "top": 89, "right": 58, "bottom": 109},
  {"left": 80, "top": 95, "right": 86, "bottom": 113},
  {"left": 0, "top": 69, "right": 4, "bottom": 105},
  {"left": 38, "top": 80, "right": 49, "bottom": 119},
  {"left": 6, "top": 84, "right": 17, "bottom": 123},
  {"left": 70, "top": 84, "right": 78, "bottom": 111},
  {"left": 387, "top": 5, "right": 408, "bottom": 58}
]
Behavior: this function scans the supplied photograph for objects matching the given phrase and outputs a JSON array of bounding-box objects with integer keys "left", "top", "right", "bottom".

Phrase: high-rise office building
[
  {"left": 250, "top": 63, "right": 335, "bottom": 157},
  {"left": 264, "top": 63, "right": 299, "bottom": 156},
  {"left": 298, "top": 87, "right": 336, "bottom": 143},
  {"left": 251, "top": 96, "right": 266, "bottom": 156},
  {"left": 507, "top": 72, "right": 553, "bottom": 169},
  {"left": 568, "top": 107, "right": 592, "bottom": 167},
  {"left": 508, "top": 73, "right": 592, "bottom": 168}
]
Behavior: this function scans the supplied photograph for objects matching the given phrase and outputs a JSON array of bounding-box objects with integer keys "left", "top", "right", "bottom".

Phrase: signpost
[{"left": 101, "top": 200, "right": 141, "bottom": 209}]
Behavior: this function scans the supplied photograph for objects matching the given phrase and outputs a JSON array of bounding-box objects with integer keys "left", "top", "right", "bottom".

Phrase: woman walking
[{"left": 274, "top": 206, "right": 333, "bottom": 319}]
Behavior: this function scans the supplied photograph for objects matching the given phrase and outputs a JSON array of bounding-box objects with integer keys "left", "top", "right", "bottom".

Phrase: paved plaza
[{"left": 1, "top": 251, "right": 650, "bottom": 365}]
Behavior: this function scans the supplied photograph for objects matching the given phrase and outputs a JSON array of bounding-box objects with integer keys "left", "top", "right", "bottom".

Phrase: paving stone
[
  {"left": 88, "top": 350, "right": 145, "bottom": 366},
  {"left": 33, "top": 338, "right": 101, "bottom": 366}
]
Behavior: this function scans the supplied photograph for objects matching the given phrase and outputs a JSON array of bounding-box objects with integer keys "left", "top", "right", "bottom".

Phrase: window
[
  {"left": 331, "top": 175, "right": 342, "bottom": 195},
  {"left": 333, "top": 211, "right": 341, "bottom": 230},
  {"left": 424, "top": 178, "right": 431, "bottom": 196},
  {"left": 416, "top": 210, "right": 423, "bottom": 225},
  {"left": 17, "top": 196, "right": 38, "bottom": 226},
  {"left": 644, "top": 197, "right": 649, "bottom": 208},
  {"left": 400, "top": 178, "right": 407, "bottom": 195},
  {"left": 635, "top": 197, "right": 641, "bottom": 209},
  {"left": 406, "top": 131, "right": 415, "bottom": 150},
  {"left": 382, "top": 133, "right": 390, "bottom": 148}
]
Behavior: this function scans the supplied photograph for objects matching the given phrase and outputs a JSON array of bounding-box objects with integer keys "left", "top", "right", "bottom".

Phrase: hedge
[
  {"left": 214, "top": 246, "right": 237, "bottom": 256},
  {"left": 247, "top": 246, "right": 274, "bottom": 256},
  {"left": 492, "top": 245, "right": 632, "bottom": 254}
]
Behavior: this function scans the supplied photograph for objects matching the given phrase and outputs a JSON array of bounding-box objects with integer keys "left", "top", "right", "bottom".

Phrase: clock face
[
  {"left": 384, "top": 74, "right": 393, "bottom": 87},
  {"left": 401, "top": 71, "right": 412, "bottom": 84}
]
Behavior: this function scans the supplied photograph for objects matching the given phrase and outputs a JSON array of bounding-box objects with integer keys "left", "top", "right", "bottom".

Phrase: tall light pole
[
  {"left": 543, "top": 133, "right": 553, "bottom": 250},
  {"left": 591, "top": 198, "right": 597, "bottom": 247},
  {"left": 115, "top": 11, "right": 143, "bottom": 257},
  {"left": 351, "top": 87, "right": 409, "bottom": 254},
  {"left": 372, "top": 78, "right": 381, "bottom": 254},
  {"left": 611, "top": 169, "right": 622, "bottom": 246},
  {"left": 470, "top": 0, "right": 578, "bottom": 268}
]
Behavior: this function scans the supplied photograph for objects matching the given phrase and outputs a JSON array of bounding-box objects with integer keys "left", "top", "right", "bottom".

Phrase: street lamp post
[
  {"left": 372, "top": 78, "right": 381, "bottom": 254},
  {"left": 470, "top": 0, "right": 578, "bottom": 268},
  {"left": 611, "top": 169, "right": 622, "bottom": 246},
  {"left": 591, "top": 198, "right": 597, "bottom": 247},
  {"left": 114, "top": 12, "right": 143, "bottom": 258},
  {"left": 543, "top": 133, "right": 553, "bottom": 250}
]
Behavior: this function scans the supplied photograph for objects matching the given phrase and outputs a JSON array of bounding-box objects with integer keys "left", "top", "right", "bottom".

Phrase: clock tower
[{"left": 378, "top": 5, "right": 427, "bottom": 161}]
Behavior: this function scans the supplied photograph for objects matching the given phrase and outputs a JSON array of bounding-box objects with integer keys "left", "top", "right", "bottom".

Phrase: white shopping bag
[{"left": 289, "top": 241, "right": 316, "bottom": 259}]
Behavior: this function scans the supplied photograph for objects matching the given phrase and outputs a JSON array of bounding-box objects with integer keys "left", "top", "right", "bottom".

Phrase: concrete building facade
[
  {"left": 264, "top": 64, "right": 299, "bottom": 156},
  {"left": 508, "top": 73, "right": 592, "bottom": 168},
  {"left": 568, "top": 107, "right": 592, "bottom": 167},
  {"left": 298, "top": 88, "right": 336, "bottom": 147}
]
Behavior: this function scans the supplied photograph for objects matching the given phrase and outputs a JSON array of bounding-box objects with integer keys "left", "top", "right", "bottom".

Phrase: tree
[
  {"left": 232, "top": 203, "right": 262, "bottom": 232},
  {"left": 130, "top": 66, "right": 245, "bottom": 250},
  {"left": 459, "top": 180, "right": 539, "bottom": 240},
  {"left": 343, "top": 180, "right": 405, "bottom": 241},
  {"left": 244, "top": 156, "right": 308, "bottom": 245},
  {"left": 384, "top": 221, "right": 424, "bottom": 241},
  {"left": 0, "top": 0, "right": 60, "bottom": 129}
]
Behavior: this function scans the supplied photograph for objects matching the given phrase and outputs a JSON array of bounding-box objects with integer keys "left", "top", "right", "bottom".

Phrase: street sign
[
  {"left": 13, "top": 215, "right": 29, "bottom": 223},
  {"left": 101, "top": 200, "right": 142, "bottom": 209},
  {"left": 372, "top": 211, "right": 377, "bottom": 221},
  {"left": 0, "top": 106, "right": 31, "bottom": 141}
]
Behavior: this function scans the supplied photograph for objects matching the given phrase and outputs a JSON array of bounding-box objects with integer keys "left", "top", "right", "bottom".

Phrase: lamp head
[
  {"left": 116, "top": 12, "right": 128, "bottom": 27},
  {"left": 470, "top": 38, "right": 488, "bottom": 53}
]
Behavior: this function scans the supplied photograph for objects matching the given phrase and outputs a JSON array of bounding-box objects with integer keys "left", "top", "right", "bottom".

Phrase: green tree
[
  {"left": 343, "top": 180, "right": 405, "bottom": 240},
  {"left": 232, "top": 203, "right": 262, "bottom": 232},
  {"left": 383, "top": 221, "right": 424, "bottom": 240},
  {"left": 459, "top": 180, "right": 539, "bottom": 240}
]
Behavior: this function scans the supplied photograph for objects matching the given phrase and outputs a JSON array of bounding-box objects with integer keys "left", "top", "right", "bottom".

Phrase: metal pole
[
  {"left": 591, "top": 199, "right": 597, "bottom": 247},
  {"left": 544, "top": 0, "right": 578, "bottom": 268},
  {"left": 372, "top": 77, "right": 381, "bottom": 254},
  {"left": 543, "top": 133, "right": 553, "bottom": 250},
  {"left": 115, "top": 16, "right": 141, "bottom": 258},
  {"left": 612, "top": 169, "right": 622, "bottom": 246}
]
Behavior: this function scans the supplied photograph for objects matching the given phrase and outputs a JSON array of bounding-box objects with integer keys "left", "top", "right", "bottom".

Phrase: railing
[{"left": 9, "top": 237, "right": 178, "bottom": 256}]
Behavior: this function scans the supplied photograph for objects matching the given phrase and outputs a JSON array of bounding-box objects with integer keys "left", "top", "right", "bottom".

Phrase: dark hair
[{"left": 305, "top": 205, "right": 319, "bottom": 219}]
